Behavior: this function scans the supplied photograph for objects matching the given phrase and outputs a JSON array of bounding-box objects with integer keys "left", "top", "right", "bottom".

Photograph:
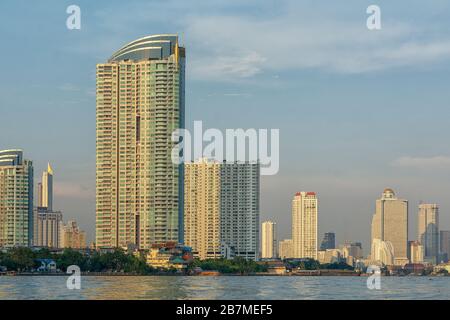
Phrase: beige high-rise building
[
  {"left": 292, "top": 192, "right": 318, "bottom": 259},
  {"left": 38, "top": 163, "right": 53, "bottom": 210},
  {"left": 418, "top": 204, "right": 439, "bottom": 264},
  {"left": 278, "top": 239, "right": 293, "bottom": 259},
  {"left": 95, "top": 35, "right": 185, "bottom": 249},
  {"left": 184, "top": 159, "right": 221, "bottom": 260},
  {"left": 371, "top": 189, "right": 409, "bottom": 266},
  {"left": 0, "top": 150, "right": 34, "bottom": 248},
  {"left": 261, "top": 221, "right": 277, "bottom": 259},
  {"left": 60, "top": 220, "right": 86, "bottom": 249}
]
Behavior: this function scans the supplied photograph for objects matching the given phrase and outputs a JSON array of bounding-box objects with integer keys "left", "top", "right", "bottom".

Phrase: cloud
[
  {"left": 75, "top": 0, "right": 450, "bottom": 81},
  {"left": 391, "top": 156, "right": 450, "bottom": 169},
  {"left": 185, "top": 14, "right": 450, "bottom": 80}
]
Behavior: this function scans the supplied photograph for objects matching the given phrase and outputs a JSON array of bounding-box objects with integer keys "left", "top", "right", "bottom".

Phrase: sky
[{"left": 1, "top": 0, "right": 450, "bottom": 252}]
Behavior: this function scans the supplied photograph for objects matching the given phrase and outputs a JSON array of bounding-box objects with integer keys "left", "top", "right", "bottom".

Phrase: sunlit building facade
[
  {"left": 60, "top": 220, "right": 86, "bottom": 249},
  {"left": 184, "top": 159, "right": 221, "bottom": 260},
  {"left": 278, "top": 239, "right": 293, "bottom": 259},
  {"left": 261, "top": 221, "right": 277, "bottom": 259},
  {"left": 371, "top": 189, "right": 409, "bottom": 266},
  {"left": 96, "top": 35, "right": 185, "bottom": 249},
  {"left": 292, "top": 192, "right": 318, "bottom": 260}
]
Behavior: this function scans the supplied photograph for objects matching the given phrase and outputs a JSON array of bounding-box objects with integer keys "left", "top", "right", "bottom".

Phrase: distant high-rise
[
  {"left": 60, "top": 220, "right": 86, "bottom": 249},
  {"left": 341, "top": 241, "right": 363, "bottom": 259},
  {"left": 96, "top": 35, "right": 185, "bottom": 249},
  {"left": 0, "top": 149, "right": 34, "bottom": 247},
  {"left": 184, "top": 159, "right": 260, "bottom": 261},
  {"left": 320, "top": 232, "right": 335, "bottom": 250},
  {"left": 34, "top": 164, "right": 63, "bottom": 248},
  {"left": 440, "top": 231, "right": 450, "bottom": 263},
  {"left": 418, "top": 204, "right": 439, "bottom": 264},
  {"left": 409, "top": 240, "right": 424, "bottom": 264},
  {"left": 184, "top": 159, "right": 221, "bottom": 260},
  {"left": 38, "top": 163, "right": 53, "bottom": 210},
  {"left": 261, "top": 221, "right": 277, "bottom": 259},
  {"left": 34, "top": 209, "right": 62, "bottom": 248},
  {"left": 292, "top": 192, "right": 318, "bottom": 260},
  {"left": 371, "top": 189, "right": 409, "bottom": 266},
  {"left": 278, "top": 239, "right": 293, "bottom": 259}
]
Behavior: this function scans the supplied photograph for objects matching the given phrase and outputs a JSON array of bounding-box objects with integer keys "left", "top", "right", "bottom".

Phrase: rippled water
[{"left": 0, "top": 276, "right": 449, "bottom": 300}]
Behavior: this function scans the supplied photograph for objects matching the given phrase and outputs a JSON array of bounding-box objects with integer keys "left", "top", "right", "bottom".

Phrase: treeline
[
  {"left": 0, "top": 247, "right": 154, "bottom": 274},
  {"left": 191, "top": 257, "right": 268, "bottom": 274},
  {"left": 287, "top": 258, "right": 354, "bottom": 271}
]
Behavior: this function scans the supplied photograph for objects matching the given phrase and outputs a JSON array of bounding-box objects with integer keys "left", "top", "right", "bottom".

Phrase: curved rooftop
[
  {"left": 109, "top": 34, "right": 181, "bottom": 62},
  {"left": 0, "top": 149, "right": 23, "bottom": 166}
]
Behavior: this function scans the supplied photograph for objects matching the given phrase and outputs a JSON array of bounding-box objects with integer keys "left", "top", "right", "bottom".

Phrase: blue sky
[{"left": 1, "top": 0, "right": 450, "bottom": 251}]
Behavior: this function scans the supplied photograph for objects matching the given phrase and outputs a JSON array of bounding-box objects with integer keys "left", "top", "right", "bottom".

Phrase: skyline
[{"left": 2, "top": 0, "right": 450, "bottom": 250}]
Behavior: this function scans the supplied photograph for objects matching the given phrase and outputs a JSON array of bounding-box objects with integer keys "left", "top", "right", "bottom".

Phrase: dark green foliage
[
  {"left": 192, "top": 257, "right": 268, "bottom": 274},
  {"left": 0, "top": 248, "right": 154, "bottom": 274}
]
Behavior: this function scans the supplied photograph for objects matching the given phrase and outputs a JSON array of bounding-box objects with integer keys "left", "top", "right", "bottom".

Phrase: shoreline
[{"left": 1, "top": 272, "right": 447, "bottom": 277}]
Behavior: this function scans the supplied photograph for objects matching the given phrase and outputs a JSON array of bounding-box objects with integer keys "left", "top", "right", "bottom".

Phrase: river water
[{"left": 0, "top": 276, "right": 449, "bottom": 300}]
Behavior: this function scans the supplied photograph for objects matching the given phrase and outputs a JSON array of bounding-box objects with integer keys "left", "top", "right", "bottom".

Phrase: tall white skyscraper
[
  {"left": 38, "top": 163, "right": 53, "bottom": 210},
  {"left": 261, "top": 221, "right": 277, "bottom": 259},
  {"left": 371, "top": 189, "right": 409, "bottom": 266},
  {"left": 292, "top": 192, "right": 318, "bottom": 260},
  {"left": 418, "top": 203, "right": 439, "bottom": 264}
]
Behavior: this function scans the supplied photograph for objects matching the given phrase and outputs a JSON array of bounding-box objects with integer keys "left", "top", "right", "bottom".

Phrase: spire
[{"left": 47, "top": 162, "right": 53, "bottom": 175}]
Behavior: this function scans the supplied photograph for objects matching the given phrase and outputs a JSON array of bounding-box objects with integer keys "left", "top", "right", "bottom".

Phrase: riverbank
[{"left": 2, "top": 271, "right": 448, "bottom": 277}]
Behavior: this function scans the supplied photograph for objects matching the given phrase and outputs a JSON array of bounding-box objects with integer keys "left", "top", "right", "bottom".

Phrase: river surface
[{"left": 0, "top": 276, "right": 449, "bottom": 300}]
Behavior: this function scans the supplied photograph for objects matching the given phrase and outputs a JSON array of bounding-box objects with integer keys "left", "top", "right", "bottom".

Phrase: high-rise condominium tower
[
  {"left": 184, "top": 159, "right": 221, "bottom": 260},
  {"left": 418, "top": 204, "right": 439, "bottom": 264},
  {"left": 261, "top": 221, "right": 277, "bottom": 259},
  {"left": 96, "top": 35, "right": 185, "bottom": 249},
  {"left": 371, "top": 189, "right": 409, "bottom": 266},
  {"left": 292, "top": 192, "right": 318, "bottom": 259},
  {"left": 0, "top": 150, "right": 33, "bottom": 247},
  {"left": 220, "top": 162, "right": 260, "bottom": 261},
  {"left": 34, "top": 163, "right": 63, "bottom": 248},
  {"left": 184, "top": 159, "right": 260, "bottom": 261}
]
